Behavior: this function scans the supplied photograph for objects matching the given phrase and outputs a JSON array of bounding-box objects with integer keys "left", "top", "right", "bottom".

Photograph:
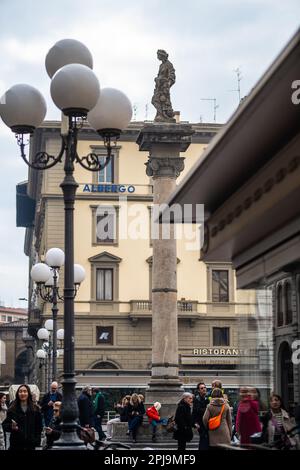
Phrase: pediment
[{"left": 88, "top": 251, "right": 122, "bottom": 263}]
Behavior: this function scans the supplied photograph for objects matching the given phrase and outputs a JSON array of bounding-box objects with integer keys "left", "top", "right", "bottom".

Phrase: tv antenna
[
  {"left": 145, "top": 103, "right": 149, "bottom": 120},
  {"left": 229, "top": 67, "right": 242, "bottom": 103},
  {"left": 133, "top": 103, "right": 138, "bottom": 121},
  {"left": 200, "top": 98, "right": 219, "bottom": 122}
]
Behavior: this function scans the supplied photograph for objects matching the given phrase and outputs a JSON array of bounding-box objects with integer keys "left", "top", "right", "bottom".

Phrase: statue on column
[{"left": 152, "top": 49, "right": 176, "bottom": 123}]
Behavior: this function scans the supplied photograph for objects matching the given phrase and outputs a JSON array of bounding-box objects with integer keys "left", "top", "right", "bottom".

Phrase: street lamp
[
  {"left": 36, "top": 324, "right": 64, "bottom": 392},
  {"left": 0, "top": 38, "right": 132, "bottom": 448},
  {"left": 31, "top": 247, "right": 84, "bottom": 383}
]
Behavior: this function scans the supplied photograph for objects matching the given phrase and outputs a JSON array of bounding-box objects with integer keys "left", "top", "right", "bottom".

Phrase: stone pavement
[{"left": 103, "top": 422, "right": 199, "bottom": 450}]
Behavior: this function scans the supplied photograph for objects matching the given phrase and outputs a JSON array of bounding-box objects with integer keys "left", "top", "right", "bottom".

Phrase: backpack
[{"left": 208, "top": 404, "right": 225, "bottom": 430}]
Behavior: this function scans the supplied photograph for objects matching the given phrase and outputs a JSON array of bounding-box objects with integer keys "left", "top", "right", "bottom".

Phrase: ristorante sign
[
  {"left": 193, "top": 348, "right": 244, "bottom": 356},
  {"left": 180, "top": 347, "right": 258, "bottom": 365}
]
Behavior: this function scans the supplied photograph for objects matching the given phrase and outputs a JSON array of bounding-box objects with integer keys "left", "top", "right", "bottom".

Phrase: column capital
[
  {"left": 145, "top": 156, "right": 184, "bottom": 178},
  {"left": 136, "top": 123, "right": 194, "bottom": 152}
]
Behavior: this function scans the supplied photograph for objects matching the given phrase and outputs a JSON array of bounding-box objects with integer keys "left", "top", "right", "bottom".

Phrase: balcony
[{"left": 129, "top": 299, "right": 198, "bottom": 326}]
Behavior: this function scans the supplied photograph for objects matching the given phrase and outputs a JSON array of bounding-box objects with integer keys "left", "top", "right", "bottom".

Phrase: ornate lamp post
[
  {"left": 0, "top": 38, "right": 132, "bottom": 448},
  {"left": 31, "top": 248, "right": 85, "bottom": 382},
  {"left": 36, "top": 322, "right": 64, "bottom": 392}
]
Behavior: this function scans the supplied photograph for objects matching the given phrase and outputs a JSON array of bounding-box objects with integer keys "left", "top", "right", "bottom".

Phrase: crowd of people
[
  {"left": 0, "top": 379, "right": 299, "bottom": 450},
  {"left": 172, "top": 380, "right": 300, "bottom": 451}
]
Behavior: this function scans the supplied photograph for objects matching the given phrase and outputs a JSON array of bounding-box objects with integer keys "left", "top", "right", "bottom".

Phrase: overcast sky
[{"left": 0, "top": 0, "right": 299, "bottom": 307}]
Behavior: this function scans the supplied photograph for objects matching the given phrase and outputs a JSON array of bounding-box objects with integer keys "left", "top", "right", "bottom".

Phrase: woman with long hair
[
  {"left": 2, "top": 384, "right": 43, "bottom": 450},
  {"left": 106, "top": 395, "right": 131, "bottom": 440},
  {"left": 261, "top": 393, "right": 299, "bottom": 449},
  {"left": 235, "top": 386, "right": 261, "bottom": 445},
  {"left": 127, "top": 393, "right": 145, "bottom": 443},
  {"left": 203, "top": 388, "right": 232, "bottom": 449}
]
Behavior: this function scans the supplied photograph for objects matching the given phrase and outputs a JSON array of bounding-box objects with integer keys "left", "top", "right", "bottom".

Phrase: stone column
[{"left": 137, "top": 123, "right": 194, "bottom": 413}]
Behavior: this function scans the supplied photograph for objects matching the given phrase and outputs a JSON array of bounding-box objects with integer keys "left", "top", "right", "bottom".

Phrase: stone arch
[
  {"left": 89, "top": 358, "right": 120, "bottom": 370},
  {"left": 15, "top": 349, "right": 28, "bottom": 384},
  {"left": 278, "top": 341, "right": 294, "bottom": 411}
]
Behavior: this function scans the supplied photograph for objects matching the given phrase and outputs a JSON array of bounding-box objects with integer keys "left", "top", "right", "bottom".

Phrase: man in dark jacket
[
  {"left": 44, "top": 401, "right": 62, "bottom": 449},
  {"left": 192, "top": 382, "right": 210, "bottom": 450},
  {"left": 92, "top": 388, "right": 106, "bottom": 440},
  {"left": 78, "top": 386, "right": 94, "bottom": 427},
  {"left": 40, "top": 381, "right": 62, "bottom": 426}
]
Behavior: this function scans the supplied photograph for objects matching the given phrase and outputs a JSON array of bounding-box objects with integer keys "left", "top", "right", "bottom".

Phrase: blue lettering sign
[{"left": 82, "top": 184, "right": 136, "bottom": 193}]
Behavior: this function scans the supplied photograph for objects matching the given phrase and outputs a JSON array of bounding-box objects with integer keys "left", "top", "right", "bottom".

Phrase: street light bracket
[{"left": 17, "top": 132, "right": 65, "bottom": 170}]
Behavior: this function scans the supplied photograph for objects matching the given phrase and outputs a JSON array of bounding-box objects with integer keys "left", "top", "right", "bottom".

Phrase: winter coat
[
  {"left": 236, "top": 399, "right": 261, "bottom": 444},
  {"left": 40, "top": 390, "right": 62, "bottom": 426},
  {"left": 45, "top": 416, "right": 62, "bottom": 449},
  {"left": 2, "top": 404, "right": 43, "bottom": 450},
  {"left": 261, "top": 408, "right": 300, "bottom": 449},
  {"left": 173, "top": 400, "right": 193, "bottom": 442},
  {"left": 93, "top": 391, "right": 105, "bottom": 418},
  {"left": 146, "top": 406, "right": 160, "bottom": 423},
  {"left": 78, "top": 392, "right": 94, "bottom": 427},
  {"left": 119, "top": 404, "right": 129, "bottom": 422},
  {"left": 0, "top": 404, "right": 7, "bottom": 450},
  {"left": 203, "top": 397, "right": 232, "bottom": 447},
  {"left": 0, "top": 403, "right": 7, "bottom": 424},
  {"left": 127, "top": 402, "right": 145, "bottom": 422},
  {"left": 192, "top": 394, "right": 210, "bottom": 433}
]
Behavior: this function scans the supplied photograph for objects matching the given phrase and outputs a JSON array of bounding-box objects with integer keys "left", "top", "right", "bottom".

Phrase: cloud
[{"left": 0, "top": 0, "right": 300, "bottom": 305}]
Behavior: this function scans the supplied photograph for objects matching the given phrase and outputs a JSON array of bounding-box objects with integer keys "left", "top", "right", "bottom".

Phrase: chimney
[{"left": 174, "top": 111, "right": 180, "bottom": 123}]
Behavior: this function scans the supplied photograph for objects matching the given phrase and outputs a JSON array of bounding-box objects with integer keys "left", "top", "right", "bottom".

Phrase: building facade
[
  {"left": 0, "top": 320, "right": 35, "bottom": 387},
  {"left": 169, "top": 29, "right": 300, "bottom": 412},
  {"left": 0, "top": 307, "right": 27, "bottom": 325},
  {"left": 18, "top": 119, "right": 271, "bottom": 402}
]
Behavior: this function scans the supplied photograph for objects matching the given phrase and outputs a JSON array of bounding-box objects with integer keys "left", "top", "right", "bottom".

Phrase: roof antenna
[
  {"left": 133, "top": 103, "right": 138, "bottom": 121},
  {"left": 229, "top": 67, "right": 242, "bottom": 103},
  {"left": 200, "top": 98, "right": 219, "bottom": 122}
]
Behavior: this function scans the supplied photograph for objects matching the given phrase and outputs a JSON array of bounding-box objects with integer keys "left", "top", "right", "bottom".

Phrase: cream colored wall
[
  {"left": 42, "top": 134, "right": 256, "bottom": 314},
  {"left": 74, "top": 199, "right": 152, "bottom": 304},
  {"left": 177, "top": 240, "right": 207, "bottom": 301},
  {"left": 74, "top": 140, "right": 149, "bottom": 186},
  {"left": 177, "top": 143, "right": 207, "bottom": 184}
]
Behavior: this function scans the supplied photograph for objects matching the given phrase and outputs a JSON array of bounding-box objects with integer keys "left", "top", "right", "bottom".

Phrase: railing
[
  {"left": 130, "top": 300, "right": 198, "bottom": 314},
  {"left": 177, "top": 301, "right": 197, "bottom": 312}
]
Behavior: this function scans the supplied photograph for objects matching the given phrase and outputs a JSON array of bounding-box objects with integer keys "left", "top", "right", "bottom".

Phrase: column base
[{"left": 144, "top": 377, "right": 184, "bottom": 417}]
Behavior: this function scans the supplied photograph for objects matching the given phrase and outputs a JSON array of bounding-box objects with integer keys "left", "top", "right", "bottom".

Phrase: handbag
[
  {"left": 166, "top": 415, "right": 177, "bottom": 433},
  {"left": 80, "top": 426, "right": 96, "bottom": 444},
  {"left": 208, "top": 404, "right": 225, "bottom": 430}
]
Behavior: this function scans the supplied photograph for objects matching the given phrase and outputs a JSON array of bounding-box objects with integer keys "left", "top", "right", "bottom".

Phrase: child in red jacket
[{"left": 146, "top": 402, "right": 168, "bottom": 442}]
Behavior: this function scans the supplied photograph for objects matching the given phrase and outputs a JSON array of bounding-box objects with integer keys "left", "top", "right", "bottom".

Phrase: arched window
[
  {"left": 277, "top": 284, "right": 283, "bottom": 327},
  {"left": 284, "top": 283, "right": 293, "bottom": 325},
  {"left": 91, "top": 361, "right": 118, "bottom": 370}
]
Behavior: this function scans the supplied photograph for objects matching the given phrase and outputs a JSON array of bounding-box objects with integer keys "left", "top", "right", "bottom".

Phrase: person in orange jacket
[{"left": 146, "top": 402, "right": 168, "bottom": 442}]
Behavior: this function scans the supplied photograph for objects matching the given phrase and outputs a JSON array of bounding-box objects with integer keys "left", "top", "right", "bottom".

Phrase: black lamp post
[
  {"left": 0, "top": 38, "right": 132, "bottom": 449},
  {"left": 31, "top": 248, "right": 85, "bottom": 382}
]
